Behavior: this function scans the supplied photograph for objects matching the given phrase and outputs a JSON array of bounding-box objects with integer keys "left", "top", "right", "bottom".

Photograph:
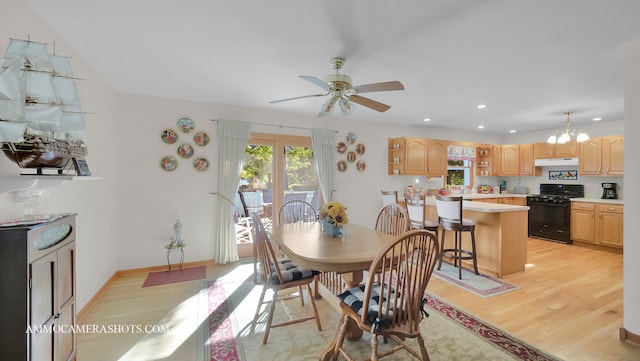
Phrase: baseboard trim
[
  {"left": 77, "top": 259, "right": 216, "bottom": 322},
  {"left": 619, "top": 327, "right": 640, "bottom": 345},
  {"left": 77, "top": 271, "right": 118, "bottom": 323},
  {"left": 115, "top": 259, "right": 215, "bottom": 276}
]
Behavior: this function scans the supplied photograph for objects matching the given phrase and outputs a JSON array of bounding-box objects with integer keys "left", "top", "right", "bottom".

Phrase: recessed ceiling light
[
  {"left": 477, "top": 125, "right": 484, "bottom": 129},
  {"left": 509, "top": 129, "right": 517, "bottom": 133},
  {"left": 477, "top": 104, "right": 488, "bottom": 109},
  {"left": 423, "top": 118, "right": 431, "bottom": 122},
  {"left": 593, "top": 117, "right": 602, "bottom": 121}
]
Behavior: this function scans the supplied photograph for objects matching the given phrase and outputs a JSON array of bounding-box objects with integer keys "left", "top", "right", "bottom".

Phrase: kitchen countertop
[
  {"left": 571, "top": 197, "right": 624, "bottom": 205},
  {"left": 422, "top": 196, "right": 530, "bottom": 213}
]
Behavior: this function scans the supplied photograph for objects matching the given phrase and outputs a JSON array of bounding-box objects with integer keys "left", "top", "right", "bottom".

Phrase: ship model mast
[{"left": 0, "top": 38, "right": 89, "bottom": 175}]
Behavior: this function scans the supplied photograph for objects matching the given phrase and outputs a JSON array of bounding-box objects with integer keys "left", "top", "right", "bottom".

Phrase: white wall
[
  {"left": 2, "top": 2, "right": 636, "bottom": 339},
  {"left": 0, "top": 0, "right": 119, "bottom": 310},
  {"left": 623, "top": 41, "right": 640, "bottom": 335}
]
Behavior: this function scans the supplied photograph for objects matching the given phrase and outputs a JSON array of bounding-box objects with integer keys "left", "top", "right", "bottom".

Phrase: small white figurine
[{"left": 169, "top": 219, "right": 182, "bottom": 247}]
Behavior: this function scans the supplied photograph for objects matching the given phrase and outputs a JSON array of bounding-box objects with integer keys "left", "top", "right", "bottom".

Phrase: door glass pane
[
  {"left": 236, "top": 144, "right": 274, "bottom": 243},
  {"left": 283, "top": 146, "right": 320, "bottom": 212}
]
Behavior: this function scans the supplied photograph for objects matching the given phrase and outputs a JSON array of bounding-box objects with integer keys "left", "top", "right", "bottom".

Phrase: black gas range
[{"left": 527, "top": 184, "right": 584, "bottom": 244}]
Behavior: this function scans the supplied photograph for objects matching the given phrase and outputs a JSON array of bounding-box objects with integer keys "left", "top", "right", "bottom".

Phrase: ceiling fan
[{"left": 269, "top": 57, "right": 404, "bottom": 116}]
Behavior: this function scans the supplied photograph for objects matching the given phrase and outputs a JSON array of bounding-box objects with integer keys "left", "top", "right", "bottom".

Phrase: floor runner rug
[
  {"left": 433, "top": 261, "right": 518, "bottom": 297},
  {"left": 201, "top": 264, "right": 561, "bottom": 361},
  {"left": 142, "top": 265, "right": 206, "bottom": 287}
]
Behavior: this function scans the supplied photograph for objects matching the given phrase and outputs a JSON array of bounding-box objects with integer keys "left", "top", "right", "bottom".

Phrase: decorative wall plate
[
  {"left": 356, "top": 143, "right": 365, "bottom": 155},
  {"left": 193, "top": 157, "right": 209, "bottom": 171},
  {"left": 337, "top": 160, "right": 347, "bottom": 172},
  {"left": 346, "top": 132, "right": 357, "bottom": 144},
  {"left": 161, "top": 156, "right": 178, "bottom": 171},
  {"left": 356, "top": 160, "right": 366, "bottom": 172},
  {"left": 177, "top": 143, "right": 194, "bottom": 158},
  {"left": 177, "top": 117, "right": 195, "bottom": 133},
  {"left": 336, "top": 142, "right": 347, "bottom": 153},
  {"left": 161, "top": 128, "right": 178, "bottom": 144},
  {"left": 194, "top": 131, "right": 210, "bottom": 146},
  {"left": 346, "top": 151, "right": 357, "bottom": 162}
]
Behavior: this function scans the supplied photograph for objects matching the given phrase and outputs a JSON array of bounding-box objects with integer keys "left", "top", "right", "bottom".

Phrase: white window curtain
[
  {"left": 311, "top": 128, "right": 335, "bottom": 203},
  {"left": 215, "top": 119, "right": 251, "bottom": 264}
]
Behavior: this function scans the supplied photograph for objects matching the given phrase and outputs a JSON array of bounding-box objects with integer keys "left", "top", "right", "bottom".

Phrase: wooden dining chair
[
  {"left": 278, "top": 199, "right": 317, "bottom": 225},
  {"left": 405, "top": 194, "right": 439, "bottom": 240},
  {"left": 251, "top": 213, "right": 322, "bottom": 344},
  {"left": 327, "top": 229, "right": 440, "bottom": 361},
  {"left": 375, "top": 203, "right": 410, "bottom": 236},
  {"left": 435, "top": 195, "right": 478, "bottom": 280}
]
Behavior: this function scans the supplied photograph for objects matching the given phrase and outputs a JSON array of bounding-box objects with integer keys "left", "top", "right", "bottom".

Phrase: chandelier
[{"left": 546, "top": 111, "right": 589, "bottom": 144}]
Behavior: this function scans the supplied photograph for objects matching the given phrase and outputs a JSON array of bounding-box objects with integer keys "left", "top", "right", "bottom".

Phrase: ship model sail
[{"left": 0, "top": 38, "right": 88, "bottom": 173}]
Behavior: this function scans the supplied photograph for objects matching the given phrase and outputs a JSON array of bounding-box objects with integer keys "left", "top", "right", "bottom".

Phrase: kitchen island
[{"left": 420, "top": 197, "right": 530, "bottom": 278}]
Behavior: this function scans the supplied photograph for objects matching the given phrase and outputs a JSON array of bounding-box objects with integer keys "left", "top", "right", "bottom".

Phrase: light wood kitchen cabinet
[
  {"left": 426, "top": 139, "right": 448, "bottom": 176},
  {"left": 597, "top": 204, "right": 624, "bottom": 247},
  {"left": 492, "top": 145, "right": 502, "bottom": 176},
  {"left": 571, "top": 202, "right": 595, "bottom": 243},
  {"left": 571, "top": 202, "right": 623, "bottom": 248},
  {"left": 476, "top": 146, "right": 494, "bottom": 176},
  {"left": 534, "top": 141, "right": 578, "bottom": 159},
  {"left": 387, "top": 137, "right": 447, "bottom": 176},
  {"left": 519, "top": 143, "right": 541, "bottom": 176},
  {"left": 579, "top": 135, "right": 624, "bottom": 175},
  {"left": 404, "top": 137, "right": 427, "bottom": 175},
  {"left": 500, "top": 144, "right": 520, "bottom": 176},
  {"left": 602, "top": 135, "right": 624, "bottom": 175}
]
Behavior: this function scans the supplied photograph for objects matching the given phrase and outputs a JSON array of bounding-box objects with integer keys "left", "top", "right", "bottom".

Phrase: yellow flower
[{"left": 320, "top": 201, "right": 348, "bottom": 227}]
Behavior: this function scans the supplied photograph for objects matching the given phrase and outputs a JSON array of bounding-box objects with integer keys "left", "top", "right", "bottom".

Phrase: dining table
[{"left": 267, "top": 221, "right": 397, "bottom": 357}]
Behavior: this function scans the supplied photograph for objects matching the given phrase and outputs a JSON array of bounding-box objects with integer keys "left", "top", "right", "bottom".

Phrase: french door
[{"left": 240, "top": 133, "right": 320, "bottom": 227}]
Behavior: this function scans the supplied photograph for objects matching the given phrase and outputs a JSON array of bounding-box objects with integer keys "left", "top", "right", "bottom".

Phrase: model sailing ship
[{"left": 0, "top": 38, "right": 88, "bottom": 174}]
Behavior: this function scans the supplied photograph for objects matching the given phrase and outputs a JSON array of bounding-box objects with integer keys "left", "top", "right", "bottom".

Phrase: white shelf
[{"left": 0, "top": 175, "right": 101, "bottom": 194}]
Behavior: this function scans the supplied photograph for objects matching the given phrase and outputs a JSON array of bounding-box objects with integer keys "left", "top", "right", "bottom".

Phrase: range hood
[{"left": 534, "top": 158, "right": 579, "bottom": 167}]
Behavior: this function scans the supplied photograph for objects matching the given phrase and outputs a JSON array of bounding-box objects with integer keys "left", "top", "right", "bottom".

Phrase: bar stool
[
  {"left": 435, "top": 195, "right": 478, "bottom": 279},
  {"left": 405, "top": 194, "right": 439, "bottom": 240},
  {"left": 380, "top": 190, "right": 398, "bottom": 205}
]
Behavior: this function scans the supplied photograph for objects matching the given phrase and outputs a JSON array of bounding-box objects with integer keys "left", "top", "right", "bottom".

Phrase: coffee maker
[{"left": 601, "top": 183, "right": 617, "bottom": 199}]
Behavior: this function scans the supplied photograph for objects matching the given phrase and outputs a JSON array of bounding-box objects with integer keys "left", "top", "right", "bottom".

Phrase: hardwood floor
[{"left": 77, "top": 238, "right": 640, "bottom": 361}]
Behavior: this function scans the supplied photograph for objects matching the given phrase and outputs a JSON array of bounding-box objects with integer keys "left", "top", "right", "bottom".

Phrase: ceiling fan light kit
[{"left": 270, "top": 57, "right": 404, "bottom": 116}]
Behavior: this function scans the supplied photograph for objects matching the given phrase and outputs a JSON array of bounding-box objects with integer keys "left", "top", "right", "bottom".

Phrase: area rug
[
  {"left": 200, "top": 264, "right": 561, "bottom": 361},
  {"left": 433, "top": 262, "right": 518, "bottom": 297},
  {"left": 142, "top": 265, "right": 206, "bottom": 287}
]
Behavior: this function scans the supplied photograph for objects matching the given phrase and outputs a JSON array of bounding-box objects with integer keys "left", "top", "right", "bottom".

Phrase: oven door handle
[{"left": 528, "top": 202, "right": 569, "bottom": 208}]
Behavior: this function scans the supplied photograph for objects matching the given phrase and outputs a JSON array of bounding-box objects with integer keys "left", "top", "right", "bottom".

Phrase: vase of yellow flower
[{"left": 319, "top": 201, "right": 348, "bottom": 237}]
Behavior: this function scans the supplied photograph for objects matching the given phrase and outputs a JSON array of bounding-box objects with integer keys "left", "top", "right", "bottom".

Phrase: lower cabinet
[
  {"left": 0, "top": 214, "right": 76, "bottom": 361},
  {"left": 571, "top": 202, "right": 623, "bottom": 248}
]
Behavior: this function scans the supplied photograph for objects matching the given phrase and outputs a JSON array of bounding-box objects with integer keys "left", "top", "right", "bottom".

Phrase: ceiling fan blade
[
  {"left": 348, "top": 94, "right": 391, "bottom": 112},
  {"left": 269, "top": 93, "right": 328, "bottom": 104},
  {"left": 352, "top": 81, "right": 404, "bottom": 94},
  {"left": 299, "top": 75, "right": 331, "bottom": 91}
]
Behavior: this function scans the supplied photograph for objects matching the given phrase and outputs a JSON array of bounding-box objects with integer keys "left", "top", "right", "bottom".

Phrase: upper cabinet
[
  {"left": 533, "top": 141, "right": 578, "bottom": 159},
  {"left": 500, "top": 144, "right": 520, "bottom": 176},
  {"left": 425, "top": 139, "right": 448, "bottom": 177},
  {"left": 476, "top": 146, "right": 493, "bottom": 176},
  {"left": 579, "top": 135, "right": 624, "bottom": 176},
  {"left": 602, "top": 135, "right": 624, "bottom": 175},
  {"left": 387, "top": 137, "right": 447, "bottom": 177},
  {"left": 519, "top": 143, "right": 540, "bottom": 176}
]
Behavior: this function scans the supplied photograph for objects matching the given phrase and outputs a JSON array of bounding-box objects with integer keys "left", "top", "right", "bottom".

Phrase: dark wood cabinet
[{"left": 0, "top": 214, "right": 76, "bottom": 361}]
